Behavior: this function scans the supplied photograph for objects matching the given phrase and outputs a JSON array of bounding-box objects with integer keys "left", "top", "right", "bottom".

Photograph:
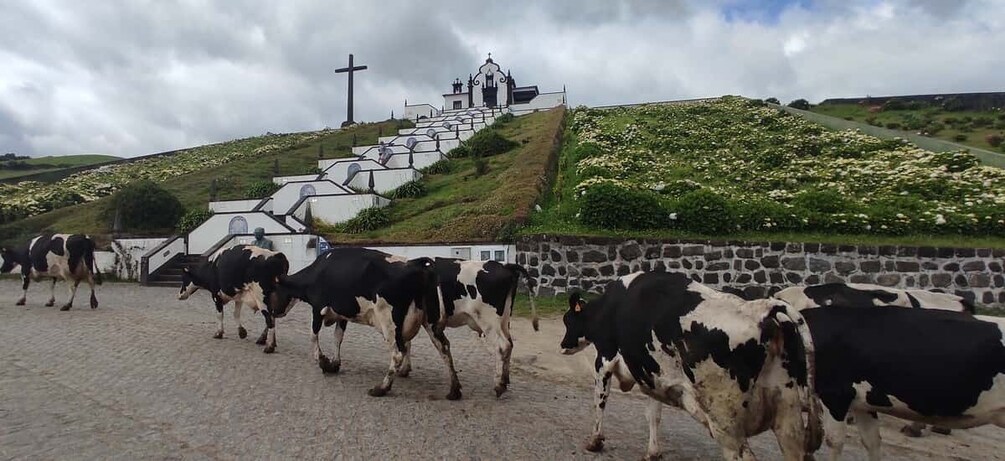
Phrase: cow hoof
[
  {"left": 90, "top": 302, "right": 98, "bottom": 309},
  {"left": 932, "top": 426, "right": 952, "bottom": 435},
  {"left": 368, "top": 387, "right": 390, "bottom": 397},
  {"left": 323, "top": 318, "right": 335, "bottom": 327},
  {"left": 44, "top": 300, "right": 55, "bottom": 307},
  {"left": 494, "top": 384, "right": 507, "bottom": 398},
  {"left": 255, "top": 336, "right": 267, "bottom": 345},
  {"left": 585, "top": 435, "right": 605, "bottom": 452},
  {"left": 59, "top": 304, "right": 72, "bottom": 311},
  {"left": 900, "top": 425, "right": 924, "bottom": 438},
  {"left": 446, "top": 387, "right": 462, "bottom": 401},
  {"left": 396, "top": 367, "right": 411, "bottom": 378},
  {"left": 263, "top": 345, "right": 276, "bottom": 354},
  {"left": 238, "top": 327, "right": 248, "bottom": 339},
  {"left": 15, "top": 299, "right": 25, "bottom": 306},
  {"left": 643, "top": 452, "right": 662, "bottom": 461},
  {"left": 212, "top": 331, "right": 224, "bottom": 339},
  {"left": 318, "top": 356, "right": 341, "bottom": 374}
]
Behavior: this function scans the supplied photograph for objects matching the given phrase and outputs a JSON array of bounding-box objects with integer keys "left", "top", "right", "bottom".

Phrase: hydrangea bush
[
  {"left": 569, "top": 97, "right": 1005, "bottom": 236},
  {"left": 0, "top": 131, "right": 327, "bottom": 224}
]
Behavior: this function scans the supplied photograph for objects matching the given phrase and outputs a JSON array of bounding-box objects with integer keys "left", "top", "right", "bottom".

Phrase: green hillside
[
  {"left": 0, "top": 154, "right": 121, "bottom": 180},
  {"left": 811, "top": 102, "right": 1005, "bottom": 152},
  {"left": 0, "top": 121, "right": 407, "bottom": 246},
  {"left": 527, "top": 97, "right": 1005, "bottom": 248}
]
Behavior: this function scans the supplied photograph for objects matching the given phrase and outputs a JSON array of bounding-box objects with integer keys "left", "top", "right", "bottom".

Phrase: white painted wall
[
  {"left": 273, "top": 174, "right": 320, "bottom": 186},
  {"left": 364, "top": 244, "right": 516, "bottom": 263},
  {"left": 292, "top": 194, "right": 390, "bottom": 224},
  {"left": 320, "top": 158, "right": 383, "bottom": 182},
  {"left": 188, "top": 213, "right": 290, "bottom": 255},
  {"left": 272, "top": 181, "right": 349, "bottom": 215},
  {"left": 225, "top": 233, "right": 319, "bottom": 273},
  {"left": 444, "top": 93, "right": 467, "bottom": 110},
  {"left": 104, "top": 238, "right": 168, "bottom": 280},
  {"left": 347, "top": 169, "right": 421, "bottom": 194},
  {"left": 383, "top": 152, "right": 444, "bottom": 170},
  {"left": 511, "top": 92, "right": 566, "bottom": 115},
  {"left": 208, "top": 199, "right": 262, "bottom": 213},
  {"left": 404, "top": 104, "right": 439, "bottom": 120}
]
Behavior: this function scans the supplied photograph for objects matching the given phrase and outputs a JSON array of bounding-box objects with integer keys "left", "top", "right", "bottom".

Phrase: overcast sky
[{"left": 2, "top": 0, "right": 1003, "bottom": 158}]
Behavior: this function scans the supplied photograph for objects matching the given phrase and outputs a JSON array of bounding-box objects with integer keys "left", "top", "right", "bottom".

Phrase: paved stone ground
[{"left": 0, "top": 281, "right": 1000, "bottom": 460}]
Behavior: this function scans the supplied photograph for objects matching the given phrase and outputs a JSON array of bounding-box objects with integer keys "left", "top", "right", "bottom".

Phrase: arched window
[
  {"left": 228, "top": 216, "right": 248, "bottom": 235},
  {"left": 299, "top": 184, "right": 316, "bottom": 198},
  {"left": 406, "top": 137, "right": 418, "bottom": 149},
  {"left": 425, "top": 128, "right": 437, "bottom": 138},
  {"left": 443, "top": 121, "right": 452, "bottom": 130},
  {"left": 347, "top": 163, "right": 361, "bottom": 179}
]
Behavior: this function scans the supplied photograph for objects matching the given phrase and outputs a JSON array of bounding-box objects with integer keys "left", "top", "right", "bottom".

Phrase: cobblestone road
[{"left": 0, "top": 281, "right": 1000, "bottom": 460}]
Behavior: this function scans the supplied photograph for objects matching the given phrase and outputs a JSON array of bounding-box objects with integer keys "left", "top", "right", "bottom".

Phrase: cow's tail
[
  {"left": 769, "top": 305, "right": 823, "bottom": 454},
  {"left": 85, "top": 238, "right": 103, "bottom": 285},
  {"left": 505, "top": 263, "right": 538, "bottom": 331}
]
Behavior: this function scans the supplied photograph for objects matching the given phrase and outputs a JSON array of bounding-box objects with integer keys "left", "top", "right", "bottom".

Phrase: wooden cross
[{"left": 334, "top": 53, "right": 368, "bottom": 126}]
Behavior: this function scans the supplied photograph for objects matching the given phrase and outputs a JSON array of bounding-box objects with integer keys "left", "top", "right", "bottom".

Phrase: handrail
[{"left": 139, "top": 235, "right": 185, "bottom": 285}]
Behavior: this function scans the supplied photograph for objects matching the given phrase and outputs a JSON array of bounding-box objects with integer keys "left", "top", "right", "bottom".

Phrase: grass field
[
  {"left": 0, "top": 122, "right": 404, "bottom": 246},
  {"left": 811, "top": 103, "right": 1005, "bottom": 152},
  {"left": 0, "top": 154, "right": 121, "bottom": 180},
  {"left": 319, "top": 108, "right": 565, "bottom": 244}
]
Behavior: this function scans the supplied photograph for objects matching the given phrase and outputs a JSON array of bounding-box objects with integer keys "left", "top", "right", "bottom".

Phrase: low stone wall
[{"left": 516, "top": 236, "right": 1005, "bottom": 307}]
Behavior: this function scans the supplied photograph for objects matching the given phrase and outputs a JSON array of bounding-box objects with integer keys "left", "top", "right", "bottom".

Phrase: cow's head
[
  {"left": 0, "top": 247, "right": 18, "bottom": 273},
  {"left": 561, "top": 291, "right": 592, "bottom": 354},
  {"left": 271, "top": 275, "right": 305, "bottom": 317},
  {"left": 178, "top": 267, "right": 200, "bottom": 300}
]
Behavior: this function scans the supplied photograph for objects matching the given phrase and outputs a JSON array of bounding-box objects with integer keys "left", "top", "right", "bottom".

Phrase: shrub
[
  {"left": 473, "top": 154, "right": 489, "bottom": 177},
  {"left": 986, "top": 133, "right": 1004, "bottom": 148},
  {"left": 791, "top": 189, "right": 854, "bottom": 214},
  {"left": 177, "top": 208, "right": 213, "bottom": 233},
  {"left": 334, "top": 207, "right": 390, "bottom": 234},
  {"left": 446, "top": 145, "right": 470, "bottom": 158},
  {"left": 104, "top": 180, "right": 183, "bottom": 231},
  {"left": 941, "top": 97, "right": 966, "bottom": 112},
  {"left": 954, "top": 134, "right": 968, "bottom": 142},
  {"left": 885, "top": 122, "right": 901, "bottom": 130},
  {"left": 787, "top": 99, "right": 811, "bottom": 110},
  {"left": 244, "top": 180, "right": 280, "bottom": 199},
  {"left": 491, "top": 113, "right": 515, "bottom": 127},
  {"left": 671, "top": 189, "right": 733, "bottom": 234},
  {"left": 571, "top": 143, "right": 603, "bottom": 162},
  {"left": 925, "top": 122, "right": 945, "bottom": 134},
  {"left": 465, "top": 129, "right": 519, "bottom": 158},
  {"left": 734, "top": 199, "right": 802, "bottom": 231},
  {"left": 865, "top": 116, "right": 879, "bottom": 126},
  {"left": 972, "top": 117, "right": 993, "bottom": 128},
  {"left": 420, "top": 159, "right": 452, "bottom": 174},
  {"left": 579, "top": 182, "right": 666, "bottom": 230},
  {"left": 765, "top": 97, "right": 780, "bottom": 105},
  {"left": 389, "top": 180, "right": 426, "bottom": 199},
  {"left": 882, "top": 99, "right": 907, "bottom": 111}
]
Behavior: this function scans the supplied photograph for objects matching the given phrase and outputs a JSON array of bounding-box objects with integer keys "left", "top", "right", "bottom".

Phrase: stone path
[{"left": 0, "top": 281, "right": 1000, "bottom": 460}]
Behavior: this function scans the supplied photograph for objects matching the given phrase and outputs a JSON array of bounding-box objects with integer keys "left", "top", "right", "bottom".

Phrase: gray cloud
[{"left": 0, "top": 0, "right": 1003, "bottom": 157}]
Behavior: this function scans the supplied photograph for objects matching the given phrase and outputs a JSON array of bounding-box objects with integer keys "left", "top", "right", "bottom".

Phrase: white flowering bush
[
  {"left": 0, "top": 131, "right": 327, "bottom": 224},
  {"left": 569, "top": 97, "right": 1005, "bottom": 235}
]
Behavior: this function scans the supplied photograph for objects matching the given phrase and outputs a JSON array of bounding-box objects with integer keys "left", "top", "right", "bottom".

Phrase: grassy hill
[
  {"left": 0, "top": 121, "right": 406, "bottom": 246},
  {"left": 811, "top": 101, "right": 1005, "bottom": 152},
  {"left": 0, "top": 154, "right": 121, "bottom": 180},
  {"left": 527, "top": 97, "right": 1005, "bottom": 248},
  {"left": 320, "top": 108, "right": 566, "bottom": 244}
]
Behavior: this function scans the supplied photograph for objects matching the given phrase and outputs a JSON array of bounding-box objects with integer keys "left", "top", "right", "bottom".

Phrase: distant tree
[
  {"left": 986, "top": 133, "right": 1004, "bottom": 148},
  {"left": 765, "top": 97, "right": 780, "bottom": 105},
  {"left": 103, "top": 180, "right": 183, "bottom": 231},
  {"left": 787, "top": 99, "right": 811, "bottom": 110}
]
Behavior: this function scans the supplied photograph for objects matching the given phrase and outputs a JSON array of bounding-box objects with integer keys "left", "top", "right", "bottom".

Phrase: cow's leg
[
  {"left": 16, "top": 275, "right": 28, "bottom": 305},
  {"left": 488, "top": 325, "right": 514, "bottom": 397},
  {"left": 396, "top": 341, "right": 413, "bottom": 377},
  {"left": 900, "top": 421, "right": 924, "bottom": 437},
  {"left": 329, "top": 320, "right": 347, "bottom": 373},
  {"left": 87, "top": 273, "right": 97, "bottom": 309},
  {"left": 368, "top": 317, "right": 404, "bottom": 397},
  {"left": 931, "top": 425, "right": 952, "bottom": 435},
  {"left": 771, "top": 390, "right": 809, "bottom": 461},
  {"left": 233, "top": 300, "right": 247, "bottom": 339},
  {"left": 45, "top": 278, "right": 56, "bottom": 306},
  {"left": 422, "top": 324, "right": 462, "bottom": 400},
  {"left": 825, "top": 413, "right": 849, "bottom": 461},
  {"left": 59, "top": 280, "right": 80, "bottom": 311},
  {"left": 256, "top": 326, "right": 269, "bottom": 345},
  {"left": 212, "top": 301, "right": 225, "bottom": 339},
  {"left": 312, "top": 310, "right": 339, "bottom": 373},
  {"left": 644, "top": 399, "right": 663, "bottom": 461},
  {"left": 853, "top": 410, "right": 882, "bottom": 461},
  {"left": 586, "top": 362, "right": 615, "bottom": 452},
  {"left": 260, "top": 310, "right": 277, "bottom": 353}
]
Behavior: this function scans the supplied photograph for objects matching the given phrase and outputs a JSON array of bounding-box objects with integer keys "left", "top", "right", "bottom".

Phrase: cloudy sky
[{"left": 2, "top": 0, "right": 1003, "bottom": 158}]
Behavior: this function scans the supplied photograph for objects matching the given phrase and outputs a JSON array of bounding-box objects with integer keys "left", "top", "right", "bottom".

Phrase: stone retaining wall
[{"left": 515, "top": 236, "right": 1005, "bottom": 307}]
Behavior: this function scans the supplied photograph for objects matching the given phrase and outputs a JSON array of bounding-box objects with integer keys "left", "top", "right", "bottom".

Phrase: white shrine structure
[{"left": 140, "top": 56, "right": 565, "bottom": 284}]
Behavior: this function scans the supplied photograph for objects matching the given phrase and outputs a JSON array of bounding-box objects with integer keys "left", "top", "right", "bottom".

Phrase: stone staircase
[{"left": 145, "top": 254, "right": 205, "bottom": 287}]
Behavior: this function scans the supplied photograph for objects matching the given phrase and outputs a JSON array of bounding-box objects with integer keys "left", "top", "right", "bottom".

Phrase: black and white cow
[
  {"left": 269, "top": 247, "right": 459, "bottom": 399},
  {"left": 774, "top": 283, "right": 972, "bottom": 438},
  {"left": 1, "top": 233, "right": 102, "bottom": 310},
  {"left": 773, "top": 283, "right": 975, "bottom": 313},
  {"left": 803, "top": 307, "right": 1005, "bottom": 461},
  {"left": 429, "top": 258, "right": 538, "bottom": 397},
  {"left": 178, "top": 245, "right": 289, "bottom": 353},
  {"left": 563, "top": 272, "right": 822, "bottom": 461}
]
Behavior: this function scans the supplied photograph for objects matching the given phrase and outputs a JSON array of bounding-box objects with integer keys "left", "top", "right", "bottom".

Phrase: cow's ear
[
  {"left": 182, "top": 267, "right": 189, "bottom": 273},
  {"left": 568, "top": 292, "right": 581, "bottom": 310}
]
